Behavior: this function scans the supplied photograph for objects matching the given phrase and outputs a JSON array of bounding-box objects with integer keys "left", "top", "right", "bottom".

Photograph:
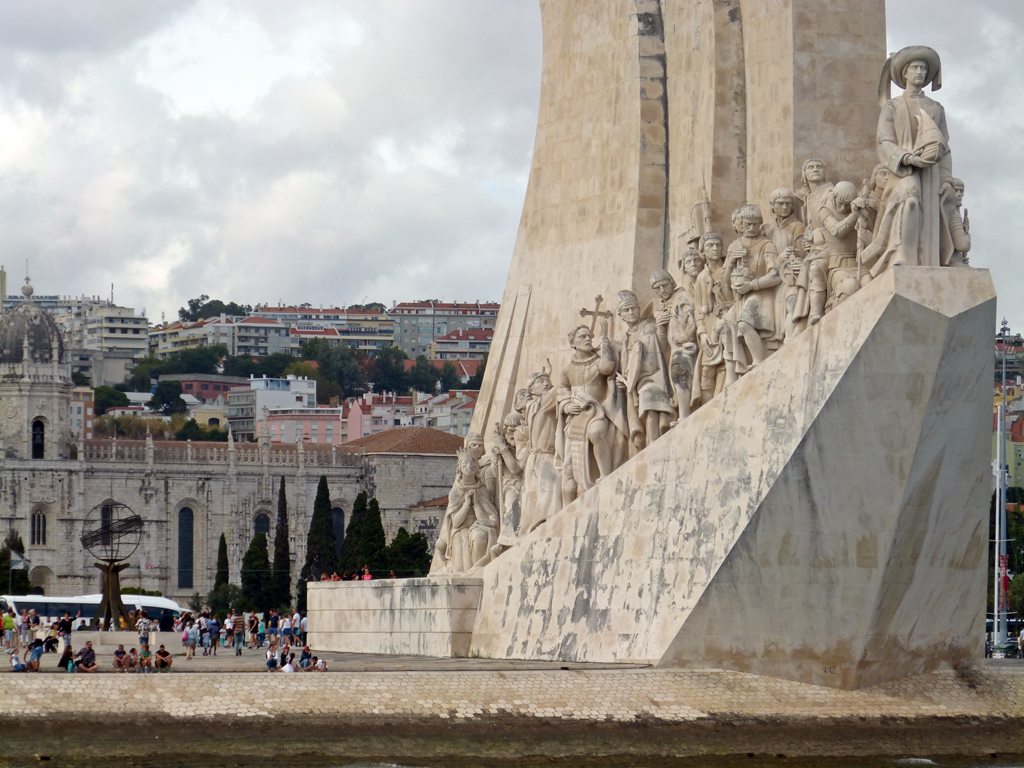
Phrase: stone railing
[{"left": 81, "top": 439, "right": 363, "bottom": 468}]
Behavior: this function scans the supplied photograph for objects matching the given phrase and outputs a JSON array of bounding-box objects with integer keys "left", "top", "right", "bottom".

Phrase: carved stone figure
[
  {"left": 861, "top": 46, "right": 954, "bottom": 276},
  {"left": 723, "top": 204, "right": 782, "bottom": 371},
  {"left": 693, "top": 232, "right": 731, "bottom": 401},
  {"left": 945, "top": 177, "right": 971, "bottom": 266},
  {"left": 556, "top": 323, "right": 627, "bottom": 505},
  {"left": 763, "top": 187, "right": 807, "bottom": 340},
  {"left": 678, "top": 243, "right": 704, "bottom": 300},
  {"left": 818, "top": 180, "right": 866, "bottom": 309},
  {"left": 432, "top": 433, "right": 500, "bottom": 574},
  {"left": 856, "top": 163, "right": 891, "bottom": 257},
  {"left": 648, "top": 270, "right": 699, "bottom": 424},
  {"left": 614, "top": 290, "right": 674, "bottom": 452},
  {"left": 797, "top": 158, "right": 833, "bottom": 230},
  {"left": 490, "top": 413, "right": 525, "bottom": 550},
  {"left": 518, "top": 368, "right": 561, "bottom": 534}
]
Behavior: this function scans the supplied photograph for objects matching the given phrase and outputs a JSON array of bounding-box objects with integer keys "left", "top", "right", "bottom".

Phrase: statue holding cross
[{"left": 579, "top": 295, "right": 613, "bottom": 334}]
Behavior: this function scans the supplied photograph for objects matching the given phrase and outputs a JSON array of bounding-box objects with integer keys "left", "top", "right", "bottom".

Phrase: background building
[{"left": 390, "top": 300, "right": 499, "bottom": 358}]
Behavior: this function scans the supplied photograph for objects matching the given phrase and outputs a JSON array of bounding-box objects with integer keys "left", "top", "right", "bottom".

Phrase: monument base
[{"left": 307, "top": 577, "right": 482, "bottom": 657}]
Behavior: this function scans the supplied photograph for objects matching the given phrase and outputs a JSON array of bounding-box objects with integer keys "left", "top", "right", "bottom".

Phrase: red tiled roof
[
  {"left": 415, "top": 495, "right": 450, "bottom": 509},
  {"left": 289, "top": 327, "right": 342, "bottom": 337},
  {"left": 401, "top": 358, "right": 483, "bottom": 378},
  {"left": 433, "top": 328, "right": 494, "bottom": 342},
  {"left": 344, "top": 427, "right": 464, "bottom": 455},
  {"left": 391, "top": 301, "right": 500, "bottom": 312},
  {"left": 238, "top": 316, "right": 283, "bottom": 325},
  {"left": 255, "top": 305, "right": 386, "bottom": 317}
]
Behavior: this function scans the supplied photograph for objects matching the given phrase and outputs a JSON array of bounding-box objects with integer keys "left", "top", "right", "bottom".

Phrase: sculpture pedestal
[{"left": 307, "top": 576, "right": 482, "bottom": 658}]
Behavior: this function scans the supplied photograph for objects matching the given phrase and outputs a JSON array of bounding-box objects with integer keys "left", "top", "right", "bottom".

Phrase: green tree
[
  {"left": 179, "top": 295, "right": 251, "bottom": 322},
  {"left": 93, "top": 385, "right": 129, "bottom": 416},
  {"left": 384, "top": 527, "right": 432, "bottom": 578},
  {"left": 71, "top": 371, "right": 90, "bottom": 386},
  {"left": 0, "top": 531, "right": 31, "bottom": 594},
  {"left": 240, "top": 533, "right": 271, "bottom": 609},
  {"left": 366, "top": 345, "right": 409, "bottom": 394},
  {"left": 207, "top": 583, "right": 248, "bottom": 615},
  {"left": 214, "top": 533, "right": 229, "bottom": 589},
  {"left": 270, "top": 477, "right": 292, "bottom": 608},
  {"left": 338, "top": 491, "right": 368, "bottom": 572},
  {"left": 174, "top": 418, "right": 226, "bottom": 442},
  {"left": 147, "top": 380, "right": 187, "bottom": 415},
  {"left": 409, "top": 356, "right": 438, "bottom": 393},
  {"left": 358, "top": 497, "right": 387, "bottom": 573},
  {"left": 297, "top": 476, "right": 337, "bottom": 612},
  {"left": 465, "top": 353, "right": 487, "bottom": 389},
  {"left": 439, "top": 361, "right": 460, "bottom": 392}
]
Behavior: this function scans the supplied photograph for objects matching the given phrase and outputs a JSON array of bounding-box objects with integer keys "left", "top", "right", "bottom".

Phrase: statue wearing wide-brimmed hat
[{"left": 861, "top": 45, "right": 958, "bottom": 277}]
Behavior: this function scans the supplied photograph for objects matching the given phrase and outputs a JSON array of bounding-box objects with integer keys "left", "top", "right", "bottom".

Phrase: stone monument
[{"left": 309, "top": 4, "right": 995, "bottom": 691}]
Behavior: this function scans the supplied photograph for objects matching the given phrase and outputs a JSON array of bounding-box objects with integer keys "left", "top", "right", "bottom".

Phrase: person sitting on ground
[
  {"left": 25, "top": 639, "right": 44, "bottom": 671},
  {"left": 299, "top": 645, "right": 313, "bottom": 670},
  {"left": 316, "top": 658, "right": 328, "bottom": 672},
  {"left": 265, "top": 642, "right": 279, "bottom": 672},
  {"left": 58, "top": 642, "right": 74, "bottom": 671},
  {"left": 74, "top": 640, "right": 99, "bottom": 673},
  {"left": 126, "top": 647, "right": 139, "bottom": 672},
  {"left": 10, "top": 651, "right": 27, "bottom": 672},
  {"left": 280, "top": 655, "right": 296, "bottom": 673},
  {"left": 112, "top": 643, "right": 129, "bottom": 672},
  {"left": 154, "top": 644, "right": 173, "bottom": 672},
  {"left": 139, "top": 643, "right": 152, "bottom": 673}
]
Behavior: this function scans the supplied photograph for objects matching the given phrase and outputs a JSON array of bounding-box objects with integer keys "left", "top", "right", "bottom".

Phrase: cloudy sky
[{"left": 0, "top": 1, "right": 1020, "bottom": 332}]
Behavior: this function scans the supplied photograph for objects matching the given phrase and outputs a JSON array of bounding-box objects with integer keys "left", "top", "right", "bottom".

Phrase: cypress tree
[
  {"left": 240, "top": 533, "right": 270, "bottom": 609},
  {"left": 358, "top": 496, "right": 387, "bottom": 574},
  {"left": 384, "top": 527, "right": 432, "bottom": 578},
  {"left": 298, "top": 476, "right": 337, "bottom": 612},
  {"left": 214, "top": 533, "right": 229, "bottom": 589},
  {"left": 338, "top": 491, "right": 368, "bottom": 572},
  {"left": 270, "top": 476, "right": 292, "bottom": 608}
]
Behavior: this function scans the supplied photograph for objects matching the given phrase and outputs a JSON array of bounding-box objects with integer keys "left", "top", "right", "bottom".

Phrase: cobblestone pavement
[{"left": 1, "top": 637, "right": 1021, "bottom": 723}]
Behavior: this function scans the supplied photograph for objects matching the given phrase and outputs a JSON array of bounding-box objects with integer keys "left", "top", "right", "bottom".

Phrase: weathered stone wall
[
  {"left": 469, "top": 267, "right": 996, "bottom": 689},
  {"left": 1, "top": 446, "right": 456, "bottom": 603},
  {"left": 2, "top": 667, "right": 1020, "bottom": 722}
]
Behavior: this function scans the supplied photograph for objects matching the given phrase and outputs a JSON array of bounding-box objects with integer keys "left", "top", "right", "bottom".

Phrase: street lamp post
[{"left": 993, "top": 319, "right": 1011, "bottom": 645}]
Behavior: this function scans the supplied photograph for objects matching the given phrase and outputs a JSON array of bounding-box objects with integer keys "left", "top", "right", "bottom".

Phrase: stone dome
[{"left": 0, "top": 279, "right": 65, "bottom": 364}]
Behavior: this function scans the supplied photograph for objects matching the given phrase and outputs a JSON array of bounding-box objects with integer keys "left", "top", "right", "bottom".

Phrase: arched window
[
  {"left": 178, "top": 507, "right": 194, "bottom": 589},
  {"left": 254, "top": 513, "right": 270, "bottom": 537},
  {"left": 331, "top": 507, "right": 345, "bottom": 561},
  {"left": 31, "top": 510, "right": 47, "bottom": 546},
  {"left": 31, "top": 419, "right": 45, "bottom": 459}
]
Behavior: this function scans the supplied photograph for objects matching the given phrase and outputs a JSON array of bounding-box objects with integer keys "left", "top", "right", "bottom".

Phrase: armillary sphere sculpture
[{"left": 80, "top": 500, "right": 143, "bottom": 631}]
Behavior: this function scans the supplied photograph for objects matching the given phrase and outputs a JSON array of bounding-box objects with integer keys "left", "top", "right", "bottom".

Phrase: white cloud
[{"left": 0, "top": 1, "right": 1018, "bottom": 336}]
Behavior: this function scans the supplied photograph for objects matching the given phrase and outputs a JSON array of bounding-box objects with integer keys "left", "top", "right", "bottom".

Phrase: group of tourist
[
  {"left": 430, "top": 45, "right": 973, "bottom": 577},
  {"left": 174, "top": 607, "right": 309, "bottom": 660},
  {"left": 263, "top": 640, "right": 327, "bottom": 672},
  {"left": 319, "top": 565, "right": 376, "bottom": 581}
]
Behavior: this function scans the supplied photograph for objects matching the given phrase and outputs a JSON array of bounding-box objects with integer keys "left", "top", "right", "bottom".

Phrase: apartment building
[
  {"left": 427, "top": 328, "right": 493, "bottom": 361},
  {"left": 390, "top": 300, "right": 499, "bottom": 358},
  {"left": 252, "top": 305, "right": 395, "bottom": 353},
  {"left": 226, "top": 375, "right": 317, "bottom": 441}
]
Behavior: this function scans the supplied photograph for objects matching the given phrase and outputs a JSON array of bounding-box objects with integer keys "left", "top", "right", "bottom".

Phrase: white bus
[{"left": 0, "top": 593, "right": 183, "bottom": 627}]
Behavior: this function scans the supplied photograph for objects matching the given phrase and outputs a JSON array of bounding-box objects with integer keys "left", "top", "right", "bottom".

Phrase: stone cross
[{"left": 579, "top": 295, "right": 612, "bottom": 333}]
